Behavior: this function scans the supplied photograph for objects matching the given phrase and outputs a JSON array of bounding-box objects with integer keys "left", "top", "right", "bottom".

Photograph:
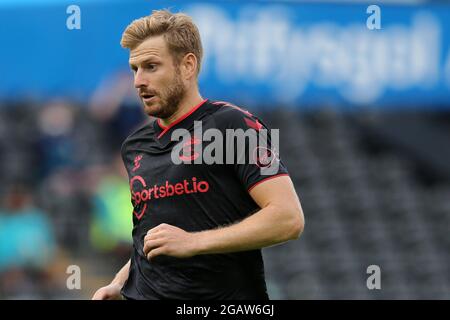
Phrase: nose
[{"left": 134, "top": 68, "right": 148, "bottom": 89}]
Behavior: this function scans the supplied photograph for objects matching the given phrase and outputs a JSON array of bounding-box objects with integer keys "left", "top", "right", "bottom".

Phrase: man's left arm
[{"left": 143, "top": 175, "right": 304, "bottom": 259}]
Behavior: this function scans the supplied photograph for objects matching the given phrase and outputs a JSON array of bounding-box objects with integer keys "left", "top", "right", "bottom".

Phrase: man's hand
[
  {"left": 142, "top": 176, "right": 304, "bottom": 259},
  {"left": 143, "top": 223, "right": 199, "bottom": 260},
  {"left": 92, "top": 283, "right": 123, "bottom": 300}
]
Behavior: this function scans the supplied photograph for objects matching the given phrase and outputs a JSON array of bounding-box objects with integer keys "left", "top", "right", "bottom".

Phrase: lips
[
  {"left": 140, "top": 91, "right": 156, "bottom": 103},
  {"left": 141, "top": 93, "right": 155, "bottom": 101}
]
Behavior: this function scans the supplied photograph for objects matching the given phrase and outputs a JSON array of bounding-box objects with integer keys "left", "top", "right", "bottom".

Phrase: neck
[{"left": 159, "top": 90, "right": 204, "bottom": 127}]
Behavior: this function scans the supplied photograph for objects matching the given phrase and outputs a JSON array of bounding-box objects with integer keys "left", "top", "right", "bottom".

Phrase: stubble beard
[{"left": 142, "top": 69, "right": 186, "bottom": 120}]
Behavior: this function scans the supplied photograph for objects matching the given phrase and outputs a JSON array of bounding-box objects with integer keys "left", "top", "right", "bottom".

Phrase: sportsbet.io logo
[{"left": 130, "top": 176, "right": 209, "bottom": 220}]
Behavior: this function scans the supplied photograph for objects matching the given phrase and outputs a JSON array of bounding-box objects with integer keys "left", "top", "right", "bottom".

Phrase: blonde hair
[{"left": 121, "top": 9, "right": 203, "bottom": 75}]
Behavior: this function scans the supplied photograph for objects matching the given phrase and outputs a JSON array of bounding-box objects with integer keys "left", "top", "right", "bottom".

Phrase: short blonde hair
[{"left": 121, "top": 9, "right": 203, "bottom": 75}]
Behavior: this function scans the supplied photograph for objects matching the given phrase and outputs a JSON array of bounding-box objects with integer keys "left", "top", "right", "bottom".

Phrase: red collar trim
[{"left": 157, "top": 99, "right": 208, "bottom": 139}]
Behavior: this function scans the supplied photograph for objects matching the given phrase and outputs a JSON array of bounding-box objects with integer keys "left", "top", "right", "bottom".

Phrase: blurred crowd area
[
  {"left": 1, "top": 91, "right": 449, "bottom": 299},
  {"left": 0, "top": 73, "right": 146, "bottom": 299}
]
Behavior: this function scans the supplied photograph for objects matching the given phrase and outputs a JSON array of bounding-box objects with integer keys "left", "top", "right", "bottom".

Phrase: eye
[{"left": 146, "top": 64, "right": 157, "bottom": 71}]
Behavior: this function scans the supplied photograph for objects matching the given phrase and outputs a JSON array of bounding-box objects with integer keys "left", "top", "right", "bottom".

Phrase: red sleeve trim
[{"left": 247, "top": 173, "right": 290, "bottom": 193}]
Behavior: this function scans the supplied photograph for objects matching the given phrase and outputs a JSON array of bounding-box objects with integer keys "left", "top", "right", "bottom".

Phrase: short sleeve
[{"left": 215, "top": 104, "right": 290, "bottom": 192}]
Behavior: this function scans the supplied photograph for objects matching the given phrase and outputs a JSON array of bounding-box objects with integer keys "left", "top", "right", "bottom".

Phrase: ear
[{"left": 180, "top": 53, "right": 198, "bottom": 80}]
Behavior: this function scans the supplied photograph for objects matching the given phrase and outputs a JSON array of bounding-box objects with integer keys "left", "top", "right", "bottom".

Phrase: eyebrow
[{"left": 129, "top": 57, "right": 161, "bottom": 70}]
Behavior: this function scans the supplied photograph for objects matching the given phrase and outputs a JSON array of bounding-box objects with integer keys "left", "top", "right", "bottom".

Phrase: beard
[{"left": 140, "top": 69, "right": 186, "bottom": 119}]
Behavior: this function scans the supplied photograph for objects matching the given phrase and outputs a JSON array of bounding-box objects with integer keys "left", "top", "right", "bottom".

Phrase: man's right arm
[{"left": 92, "top": 259, "right": 130, "bottom": 300}]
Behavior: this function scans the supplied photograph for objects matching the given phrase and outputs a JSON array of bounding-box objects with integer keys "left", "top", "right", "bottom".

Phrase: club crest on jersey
[
  {"left": 179, "top": 136, "right": 201, "bottom": 162},
  {"left": 253, "top": 146, "right": 279, "bottom": 168}
]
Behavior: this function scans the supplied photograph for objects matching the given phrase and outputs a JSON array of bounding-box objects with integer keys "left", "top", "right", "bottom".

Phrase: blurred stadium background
[{"left": 0, "top": 0, "right": 449, "bottom": 299}]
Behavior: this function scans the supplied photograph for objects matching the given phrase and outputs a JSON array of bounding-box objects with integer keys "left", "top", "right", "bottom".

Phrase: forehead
[{"left": 129, "top": 35, "right": 170, "bottom": 64}]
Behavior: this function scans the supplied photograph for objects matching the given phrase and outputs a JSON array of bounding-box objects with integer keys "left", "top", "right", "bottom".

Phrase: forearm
[
  {"left": 110, "top": 259, "right": 131, "bottom": 287},
  {"left": 194, "top": 205, "right": 302, "bottom": 255}
]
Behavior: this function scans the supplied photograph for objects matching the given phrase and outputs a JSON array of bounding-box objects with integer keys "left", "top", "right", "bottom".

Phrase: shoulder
[
  {"left": 209, "top": 100, "right": 265, "bottom": 131},
  {"left": 120, "top": 118, "right": 155, "bottom": 152}
]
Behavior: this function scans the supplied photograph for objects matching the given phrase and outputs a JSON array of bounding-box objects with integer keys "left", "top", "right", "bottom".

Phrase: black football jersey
[{"left": 120, "top": 99, "right": 289, "bottom": 300}]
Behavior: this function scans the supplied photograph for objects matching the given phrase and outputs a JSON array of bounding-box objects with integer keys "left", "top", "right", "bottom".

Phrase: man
[{"left": 92, "top": 9, "right": 304, "bottom": 300}]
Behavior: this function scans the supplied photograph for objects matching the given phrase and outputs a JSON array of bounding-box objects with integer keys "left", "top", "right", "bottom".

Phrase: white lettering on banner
[{"left": 188, "top": 5, "right": 441, "bottom": 104}]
